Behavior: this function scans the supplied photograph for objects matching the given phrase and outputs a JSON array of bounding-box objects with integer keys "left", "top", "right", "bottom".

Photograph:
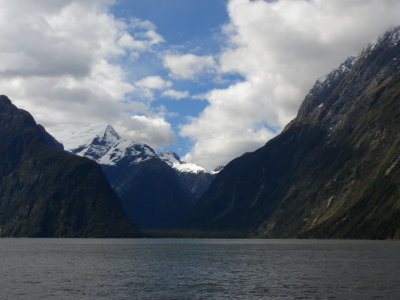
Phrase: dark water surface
[{"left": 0, "top": 239, "right": 399, "bottom": 299}]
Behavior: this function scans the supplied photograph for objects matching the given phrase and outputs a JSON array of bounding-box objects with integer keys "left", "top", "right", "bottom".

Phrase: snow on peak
[
  {"left": 78, "top": 125, "right": 156, "bottom": 166},
  {"left": 98, "top": 139, "right": 156, "bottom": 166},
  {"left": 49, "top": 123, "right": 109, "bottom": 151},
  {"left": 54, "top": 124, "right": 213, "bottom": 171},
  {"left": 104, "top": 125, "right": 121, "bottom": 142},
  {"left": 158, "top": 151, "right": 182, "bottom": 165},
  {"left": 53, "top": 124, "right": 157, "bottom": 166},
  {"left": 158, "top": 150, "right": 208, "bottom": 174},
  {"left": 72, "top": 125, "right": 123, "bottom": 160},
  {"left": 174, "top": 162, "right": 208, "bottom": 174}
]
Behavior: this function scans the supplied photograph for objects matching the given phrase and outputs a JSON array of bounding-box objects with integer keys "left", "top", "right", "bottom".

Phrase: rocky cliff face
[
  {"left": 0, "top": 96, "right": 140, "bottom": 237},
  {"left": 184, "top": 27, "right": 400, "bottom": 239}
]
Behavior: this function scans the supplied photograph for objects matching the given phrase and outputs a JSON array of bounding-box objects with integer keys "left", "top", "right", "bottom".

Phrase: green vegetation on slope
[{"left": 181, "top": 28, "right": 400, "bottom": 239}]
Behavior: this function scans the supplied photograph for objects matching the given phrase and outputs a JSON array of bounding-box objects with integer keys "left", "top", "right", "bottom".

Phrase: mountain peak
[
  {"left": 101, "top": 125, "right": 121, "bottom": 146},
  {"left": 297, "top": 26, "right": 400, "bottom": 126},
  {"left": 388, "top": 25, "right": 400, "bottom": 46},
  {"left": 158, "top": 150, "right": 209, "bottom": 174},
  {"left": 97, "top": 139, "right": 156, "bottom": 166},
  {"left": 105, "top": 125, "right": 120, "bottom": 139},
  {"left": 0, "top": 95, "right": 12, "bottom": 105},
  {"left": 373, "top": 25, "right": 400, "bottom": 48},
  {"left": 158, "top": 150, "right": 182, "bottom": 165},
  {"left": 72, "top": 125, "right": 122, "bottom": 161},
  {"left": 312, "top": 56, "right": 357, "bottom": 95},
  {"left": 211, "top": 165, "right": 224, "bottom": 175},
  {"left": 58, "top": 124, "right": 157, "bottom": 166},
  {"left": 50, "top": 123, "right": 109, "bottom": 151}
]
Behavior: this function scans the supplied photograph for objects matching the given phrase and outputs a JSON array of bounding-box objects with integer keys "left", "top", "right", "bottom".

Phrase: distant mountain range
[
  {"left": 180, "top": 26, "right": 400, "bottom": 239},
  {"left": 0, "top": 96, "right": 139, "bottom": 237},
  {"left": 53, "top": 124, "right": 218, "bottom": 229}
]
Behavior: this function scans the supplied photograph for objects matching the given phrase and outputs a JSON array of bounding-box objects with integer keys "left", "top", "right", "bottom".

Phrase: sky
[{"left": 0, "top": 0, "right": 399, "bottom": 170}]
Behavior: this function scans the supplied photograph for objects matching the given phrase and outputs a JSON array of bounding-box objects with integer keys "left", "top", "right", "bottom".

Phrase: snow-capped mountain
[
  {"left": 158, "top": 150, "right": 217, "bottom": 199},
  {"left": 50, "top": 123, "right": 109, "bottom": 151},
  {"left": 158, "top": 150, "right": 208, "bottom": 174},
  {"left": 53, "top": 124, "right": 216, "bottom": 228},
  {"left": 54, "top": 124, "right": 157, "bottom": 167},
  {"left": 73, "top": 125, "right": 122, "bottom": 160},
  {"left": 54, "top": 124, "right": 217, "bottom": 175},
  {"left": 57, "top": 124, "right": 217, "bottom": 196}
]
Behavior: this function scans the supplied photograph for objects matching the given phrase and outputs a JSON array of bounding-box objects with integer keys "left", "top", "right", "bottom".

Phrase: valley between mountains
[{"left": 0, "top": 27, "right": 399, "bottom": 239}]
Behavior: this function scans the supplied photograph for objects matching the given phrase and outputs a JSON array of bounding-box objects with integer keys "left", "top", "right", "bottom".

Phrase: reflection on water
[{"left": 0, "top": 238, "right": 399, "bottom": 299}]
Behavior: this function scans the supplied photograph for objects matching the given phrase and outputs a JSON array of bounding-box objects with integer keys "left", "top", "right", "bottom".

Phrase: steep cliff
[{"left": 184, "top": 27, "right": 400, "bottom": 239}]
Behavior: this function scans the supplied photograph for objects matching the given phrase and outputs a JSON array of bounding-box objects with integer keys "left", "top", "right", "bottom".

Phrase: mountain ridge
[
  {"left": 180, "top": 26, "right": 400, "bottom": 239},
  {"left": 57, "top": 124, "right": 218, "bottom": 201}
]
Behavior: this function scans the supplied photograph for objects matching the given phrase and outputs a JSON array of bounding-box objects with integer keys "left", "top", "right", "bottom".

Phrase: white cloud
[
  {"left": 135, "top": 75, "right": 173, "bottom": 101},
  {"left": 118, "top": 33, "right": 148, "bottom": 51},
  {"left": 135, "top": 76, "right": 172, "bottom": 89},
  {"left": 117, "top": 18, "right": 164, "bottom": 53},
  {"left": 117, "top": 115, "right": 175, "bottom": 148},
  {"left": 163, "top": 53, "right": 216, "bottom": 79},
  {"left": 181, "top": 0, "right": 400, "bottom": 169},
  {"left": 0, "top": 0, "right": 174, "bottom": 148},
  {"left": 162, "top": 89, "right": 190, "bottom": 100}
]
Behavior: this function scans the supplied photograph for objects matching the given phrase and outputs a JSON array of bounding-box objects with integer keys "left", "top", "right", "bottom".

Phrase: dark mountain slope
[
  {"left": 158, "top": 151, "right": 217, "bottom": 200},
  {"left": 184, "top": 27, "right": 400, "bottom": 239},
  {"left": 0, "top": 96, "right": 140, "bottom": 237},
  {"left": 63, "top": 126, "right": 197, "bottom": 229},
  {"left": 103, "top": 157, "right": 194, "bottom": 229}
]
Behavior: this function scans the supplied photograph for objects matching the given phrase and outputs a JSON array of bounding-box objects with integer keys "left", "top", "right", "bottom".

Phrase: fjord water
[{"left": 1, "top": 239, "right": 399, "bottom": 299}]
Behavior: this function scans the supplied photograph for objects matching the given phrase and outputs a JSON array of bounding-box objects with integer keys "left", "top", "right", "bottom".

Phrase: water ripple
[{"left": 0, "top": 239, "right": 399, "bottom": 299}]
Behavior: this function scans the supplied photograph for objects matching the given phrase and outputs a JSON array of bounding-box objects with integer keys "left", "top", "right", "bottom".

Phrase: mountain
[
  {"left": 182, "top": 27, "right": 400, "bottom": 239},
  {"left": 0, "top": 96, "right": 140, "bottom": 237},
  {"left": 59, "top": 126, "right": 217, "bottom": 200},
  {"left": 158, "top": 150, "right": 217, "bottom": 199},
  {"left": 57, "top": 125, "right": 202, "bottom": 229}
]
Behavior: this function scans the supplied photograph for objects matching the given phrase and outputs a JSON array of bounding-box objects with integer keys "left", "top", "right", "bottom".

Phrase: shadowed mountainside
[
  {"left": 181, "top": 27, "right": 400, "bottom": 239},
  {"left": 0, "top": 96, "right": 140, "bottom": 237}
]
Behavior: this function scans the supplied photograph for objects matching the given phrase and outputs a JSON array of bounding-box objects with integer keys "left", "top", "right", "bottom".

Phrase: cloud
[
  {"left": 117, "top": 115, "right": 176, "bottom": 148},
  {"left": 134, "top": 75, "right": 173, "bottom": 100},
  {"left": 117, "top": 18, "right": 164, "bottom": 53},
  {"left": 0, "top": 0, "right": 174, "bottom": 148},
  {"left": 181, "top": 0, "right": 400, "bottom": 169},
  {"left": 135, "top": 76, "right": 172, "bottom": 89},
  {"left": 162, "top": 89, "right": 190, "bottom": 100},
  {"left": 163, "top": 53, "right": 216, "bottom": 79}
]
